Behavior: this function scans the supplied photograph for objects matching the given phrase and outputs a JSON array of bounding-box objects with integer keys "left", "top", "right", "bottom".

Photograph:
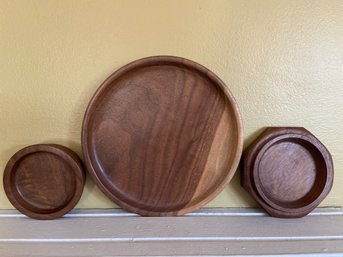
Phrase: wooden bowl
[
  {"left": 82, "top": 56, "right": 243, "bottom": 216},
  {"left": 3, "top": 144, "right": 86, "bottom": 220},
  {"left": 242, "top": 127, "right": 334, "bottom": 218}
]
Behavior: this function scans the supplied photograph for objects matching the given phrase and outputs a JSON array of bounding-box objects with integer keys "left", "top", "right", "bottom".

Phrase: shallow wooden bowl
[
  {"left": 242, "top": 127, "right": 333, "bottom": 218},
  {"left": 3, "top": 144, "right": 86, "bottom": 220},
  {"left": 82, "top": 56, "right": 243, "bottom": 216}
]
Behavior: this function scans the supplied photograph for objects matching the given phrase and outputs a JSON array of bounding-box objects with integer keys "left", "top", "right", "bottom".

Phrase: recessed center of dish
[
  {"left": 259, "top": 141, "right": 317, "bottom": 204},
  {"left": 14, "top": 153, "right": 75, "bottom": 212}
]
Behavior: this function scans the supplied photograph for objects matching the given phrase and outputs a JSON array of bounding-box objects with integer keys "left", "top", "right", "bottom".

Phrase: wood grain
[
  {"left": 242, "top": 127, "right": 334, "bottom": 218},
  {"left": 3, "top": 144, "right": 86, "bottom": 220},
  {"left": 82, "top": 56, "right": 243, "bottom": 216}
]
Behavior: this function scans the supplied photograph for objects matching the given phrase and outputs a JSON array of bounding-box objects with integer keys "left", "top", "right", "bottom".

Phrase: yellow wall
[{"left": 1, "top": 0, "right": 342, "bottom": 209}]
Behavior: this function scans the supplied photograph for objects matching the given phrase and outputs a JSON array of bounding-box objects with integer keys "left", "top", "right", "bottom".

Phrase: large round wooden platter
[
  {"left": 82, "top": 56, "right": 243, "bottom": 216},
  {"left": 3, "top": 144, "right": 85, "bottom": 220},
  {"left": 242, "top": 127, "right": 333, "bottom": 218}
]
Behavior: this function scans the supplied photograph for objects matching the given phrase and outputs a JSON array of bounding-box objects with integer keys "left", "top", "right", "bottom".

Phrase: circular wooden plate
[
  {"left": 82, "top": 56, "right": 243, "bottom": 216},
  {"left": 3, "top": 144, "right": 86, "bottom": 220},
  {"left": 242, "top": 127, "right": 333, "bottom": 218}
]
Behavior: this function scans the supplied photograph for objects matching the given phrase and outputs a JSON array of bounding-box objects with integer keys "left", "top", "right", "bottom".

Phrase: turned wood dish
[
  {"left": 3, "top": 144, "right": 86, "bottom": 220},
  {"left": 242, "top": 127, "right": 333, "bottom": 218},
  {"left": 82, "top": 56, "right": 243, "bottom": 216}
]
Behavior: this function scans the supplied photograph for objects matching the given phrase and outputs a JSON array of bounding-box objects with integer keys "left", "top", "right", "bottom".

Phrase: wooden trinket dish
[
  {"left": 242, "top": 127, "right": 333, "bottom": 218},
  {"left": 3, "top": 144, "right": 86, "bottom": 220},
  {"left": 82, "top": 56, "right": 243, "bottom": 216}
]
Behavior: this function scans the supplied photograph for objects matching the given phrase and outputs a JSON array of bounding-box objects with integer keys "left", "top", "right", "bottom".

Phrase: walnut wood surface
[
  {"left": 242, "top": 127, "right": 334, "bottom": 218},
  {"left": 82, "top": 56, "right": 243, "bottom": 216},
  {"left": 3, "top": 144, "right": 86, "bottom": 220}
]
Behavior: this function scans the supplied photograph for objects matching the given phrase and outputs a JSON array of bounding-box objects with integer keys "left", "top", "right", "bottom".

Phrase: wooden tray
[
  {"left": 242, "top": 127, "right": 333, "bottom": 218},
  {"left": 3, "top": 144, "right": 86, "bottom": 220},
  {"left": 82, "top": 56, "right": 243, "bottom": 216}
]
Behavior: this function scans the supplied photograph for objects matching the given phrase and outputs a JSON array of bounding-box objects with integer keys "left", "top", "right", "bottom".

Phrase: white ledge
[{"left": 0, "top": 208, "right": 342, "bottom": 257}]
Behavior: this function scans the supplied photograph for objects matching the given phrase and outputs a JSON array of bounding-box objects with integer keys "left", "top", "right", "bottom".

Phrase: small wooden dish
[
  {"left": 242, "top": 127, "right": 333, "bottom": 218},
  {"left": 3, "top": 144, "right": 85, "bottom": 220},
  {"left": 82, "top": 56, "right": 243, "bottom": 216}
]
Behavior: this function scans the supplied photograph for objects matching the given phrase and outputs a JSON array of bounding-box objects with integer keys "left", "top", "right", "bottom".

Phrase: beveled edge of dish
[
  {"left": 3, "top": 144, "right": 86, "bottom": 220},
  {"left": 242, "top": 127, "right": 334, "bottom": 218},
  {"left": 81, "top": 55, "right": 244, "bottom": 216}
]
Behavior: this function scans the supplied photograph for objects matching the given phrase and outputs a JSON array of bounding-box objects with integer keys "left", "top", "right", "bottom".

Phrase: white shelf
[{"left": 1, "top": 208, "right": 342, "bottom": 256}]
